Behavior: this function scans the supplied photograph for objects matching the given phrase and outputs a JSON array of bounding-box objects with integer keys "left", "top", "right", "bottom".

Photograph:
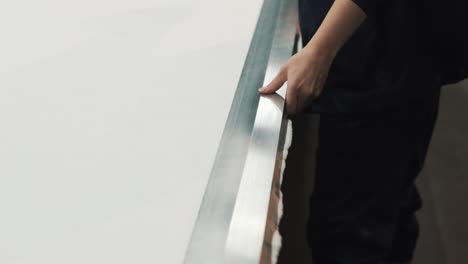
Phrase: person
[{"left": 259, "top": 0, "right": 467, "bottom": 263}]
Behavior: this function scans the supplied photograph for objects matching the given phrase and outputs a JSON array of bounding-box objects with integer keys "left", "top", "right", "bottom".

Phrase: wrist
[{"left": 303, "top": 40, "right": 337, "bottom": 62}]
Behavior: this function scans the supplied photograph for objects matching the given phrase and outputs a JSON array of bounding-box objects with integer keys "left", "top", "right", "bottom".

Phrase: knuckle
[{"left": 280, "top": 65, "right": 288, "bottom": 74}]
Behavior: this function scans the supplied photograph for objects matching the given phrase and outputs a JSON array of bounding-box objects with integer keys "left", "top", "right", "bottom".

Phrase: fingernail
[{"left": 258, "top": 87, "right": 264, "bottom": 92}]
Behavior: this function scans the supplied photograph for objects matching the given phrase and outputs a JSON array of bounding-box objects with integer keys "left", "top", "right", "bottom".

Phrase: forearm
[{"left": 304, "top": 0, "right": 367, "bottom": 57}]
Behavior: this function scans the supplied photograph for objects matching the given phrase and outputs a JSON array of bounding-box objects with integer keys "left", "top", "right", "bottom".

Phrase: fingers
[
  {"left": 285, "top": 80, "right": 299, "bottom": 114},
  {"left": 286, "top": 81, "right": 322, "bottom": 115},
  {"left": 259, "top": 66, "right": 287, "bottom": 94}
]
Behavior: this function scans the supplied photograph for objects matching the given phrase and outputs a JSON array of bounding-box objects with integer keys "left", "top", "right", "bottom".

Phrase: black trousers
[{"left": 307, "top": 89, "right": 441, "bottom": 264}]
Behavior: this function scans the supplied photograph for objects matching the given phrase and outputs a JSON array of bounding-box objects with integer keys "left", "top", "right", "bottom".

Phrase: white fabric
[
  {"left": 272, "top": 120, "right": 293, "bottom": 264},
  {"left": 0, "top": 1, "right": 262, "bottom": 263}
]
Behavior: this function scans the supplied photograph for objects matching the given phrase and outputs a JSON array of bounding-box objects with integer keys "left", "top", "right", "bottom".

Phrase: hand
[{"left": 259, "top": 45, "right": 334, "bottom": 115}]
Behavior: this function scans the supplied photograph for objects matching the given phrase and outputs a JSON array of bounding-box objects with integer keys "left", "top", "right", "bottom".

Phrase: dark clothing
[
  {"left": 297, "top": 1, "right": 457, "bottom": 263},
  {"left": 421, "top": 0, "right": 468, "bottom": 84},
  {"left": 298, "top": 0, "right": 465, "bottom": 112},
  {"left": 307, "top": 88, "right": 441, "bottom": 263}
]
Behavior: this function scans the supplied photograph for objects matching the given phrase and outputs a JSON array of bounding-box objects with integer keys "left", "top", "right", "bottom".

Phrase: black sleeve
[{"left": 352, "top": 0, "right": 379, "bottom": 16}]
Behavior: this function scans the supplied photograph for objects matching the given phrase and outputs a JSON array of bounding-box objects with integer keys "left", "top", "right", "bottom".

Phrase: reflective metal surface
[
  {"left": 183, "top": 0, "right": 282, "bottom": 263},
  {"left": 184, "top": 0, "right": 297, "bottom": 263},
  {"left": 224, "top": 94, "right": 288, "bottom": 264},
  {"left": 224, "top": 0, "right": 298, "bottom": 262}
]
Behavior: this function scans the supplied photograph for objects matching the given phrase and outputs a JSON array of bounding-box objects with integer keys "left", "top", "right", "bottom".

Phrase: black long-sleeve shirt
[{"left": 299, "top": 0, "right": 467, "bottom": 112}]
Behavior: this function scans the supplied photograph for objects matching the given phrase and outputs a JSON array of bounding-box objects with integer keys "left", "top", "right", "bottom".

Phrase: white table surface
[{"left": 0, "top": 1, "right": 263, "bottom": 263}]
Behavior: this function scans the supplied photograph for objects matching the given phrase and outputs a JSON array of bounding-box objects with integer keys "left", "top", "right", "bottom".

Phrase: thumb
[{"left": 259, "top": 66, "right": 287, "bottom": 94}]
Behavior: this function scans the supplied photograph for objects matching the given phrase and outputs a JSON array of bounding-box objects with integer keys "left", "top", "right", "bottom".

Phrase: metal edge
[
  {"left": 224, "top": 0, "right": 298, "bottom": 262},
  {"left": 184, "top": 0, "right": 297, "bottom": 263},
  {"left": 183, "top": 1, "right": 282, "bottom": 263},
  {"left": 258, "top": 110, "right": 290, "bottom": 264}
]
